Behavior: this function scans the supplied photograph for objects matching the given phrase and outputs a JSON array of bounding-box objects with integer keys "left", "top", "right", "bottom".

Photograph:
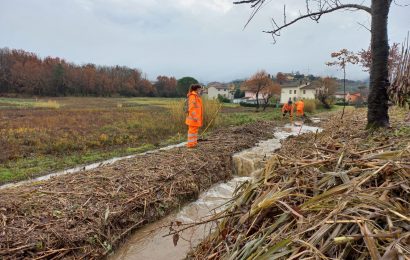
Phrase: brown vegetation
[
  {"left": 241, "top": 70, "right": 278, "bottom": 110},
  {"left": 0, "top": 97, "right": 222, "bottom": 184},
  {"left": 0, "top": 121, "right": 274, "bottom": 259},
  {"left": 312, "top": 77, "right": 338, "bottom": 109},
  {"left": 0, "top": 48, "right": 178, "bottom": 97},
  {"left": 389, "top": 36, "right": 410, "bottom": 108},
  {"left": 189, "top": 108, "right": 409, "bottom": 259},
  {"left": 0, "top": 101, "right": 177, "bottom": 164}
]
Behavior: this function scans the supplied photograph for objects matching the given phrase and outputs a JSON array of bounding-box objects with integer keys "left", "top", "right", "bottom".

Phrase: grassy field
[{"left": 0, "top": 97, "right": 288, "bottom": 184}]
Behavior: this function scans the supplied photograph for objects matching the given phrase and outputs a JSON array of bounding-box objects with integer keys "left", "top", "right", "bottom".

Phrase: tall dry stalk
[
  {"left": 389, "top": 34, "right": 410, "bottom": 108},
  {"left": 167, "top": 98, "right": 222, "bottom": 134}
]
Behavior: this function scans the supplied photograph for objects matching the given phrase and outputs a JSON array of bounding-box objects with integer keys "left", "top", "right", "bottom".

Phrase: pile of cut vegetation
[
  {"left": 189, "top": 109, "right": 409, "bottom": 259},
  {"left": 0, "top": 121, "right": 274, "bottom": 259}
]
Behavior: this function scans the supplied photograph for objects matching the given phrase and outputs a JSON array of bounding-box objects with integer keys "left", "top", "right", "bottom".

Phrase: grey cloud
[{"left": 0, "top": 0, "right": 408, "bottom": 82}]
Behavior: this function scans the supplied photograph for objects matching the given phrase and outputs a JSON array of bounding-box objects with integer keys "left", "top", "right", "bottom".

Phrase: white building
[
  {"left": 280, "top": 82, "right": 318, "bottom": 103},
  {"left": 244, "top": 91, "right": 268, "bottom": 101},
  {"left": 206, "top": 82, "right": 234, "bottom": 100}
]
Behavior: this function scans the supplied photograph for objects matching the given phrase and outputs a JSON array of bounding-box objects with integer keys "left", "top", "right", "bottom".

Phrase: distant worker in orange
[
  {"left": 185, "top": 84, "right": 203, "bottom": 148},
  {"left": 295, "top": 99, "right": 305, "bottom": 117},
  {"left": 282, "top": 100, "right": 294, "bottom": 121}
]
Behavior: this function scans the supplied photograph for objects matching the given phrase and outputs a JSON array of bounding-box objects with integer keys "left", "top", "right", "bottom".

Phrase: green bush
[{"left": 217, "top": 94, "right": 231, "bottom": 103}]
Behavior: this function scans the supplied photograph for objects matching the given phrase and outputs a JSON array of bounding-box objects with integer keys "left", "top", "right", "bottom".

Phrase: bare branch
[
  {"left": 264, "top": 4, "right": 371, "bottom": 36},
  {"left": 243, "top": 1, "right": 265, "bottom": 29},
  {"left": 393, "top": 0, "right": 409, "bottom": 7},
  {"left": 233, "top": 0, "right": 263, "bottom": 8},
  {"left": 357, "top": 22, "right": 371, "bottom": 32}
]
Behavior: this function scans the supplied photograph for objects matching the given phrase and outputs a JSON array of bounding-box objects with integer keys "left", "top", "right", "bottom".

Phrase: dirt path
[{"left": 0, "top": 121, "right": 275, "bottom": 259}]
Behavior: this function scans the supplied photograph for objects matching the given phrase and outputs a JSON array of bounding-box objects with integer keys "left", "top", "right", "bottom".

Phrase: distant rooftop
[
  {"left": 299, "top": 84, "right": 316, "bottom": 90},
  {"left": 207, "top": 82, "right": 229, "bottom": 90}
]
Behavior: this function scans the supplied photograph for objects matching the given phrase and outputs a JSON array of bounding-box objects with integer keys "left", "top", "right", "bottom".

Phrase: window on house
[
  {"left": 303, "top": 90, "right": 306, "bottom": 94},
  {"left": 289, "top": 90, "right": 292, "bottom": 94},
  {"left": 294, "top": 90, "right": 297, "bottom": 94}
]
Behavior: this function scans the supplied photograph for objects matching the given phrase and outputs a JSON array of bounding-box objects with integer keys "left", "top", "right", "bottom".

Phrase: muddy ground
[{"left": 0, "top": 121, "right": 275, "bottom": 259}]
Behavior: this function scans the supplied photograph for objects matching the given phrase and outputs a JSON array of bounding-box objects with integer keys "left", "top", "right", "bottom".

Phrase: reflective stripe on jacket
[{"left": 185, "top": 91, "right": 203, "bottom": 127}]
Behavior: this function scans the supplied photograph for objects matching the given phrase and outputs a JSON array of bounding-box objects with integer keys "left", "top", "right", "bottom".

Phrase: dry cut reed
[{"left": 189, "top": 108, "right": 410, "bottom": 260}]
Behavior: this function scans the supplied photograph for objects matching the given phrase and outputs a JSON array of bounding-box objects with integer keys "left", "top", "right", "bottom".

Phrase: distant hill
[{"left": 336, "top": 79, "right": 368, "bottom": 92}]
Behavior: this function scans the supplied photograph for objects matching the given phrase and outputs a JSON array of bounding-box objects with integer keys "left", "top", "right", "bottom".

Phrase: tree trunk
[
  {"left": 367, "top": 0, "right": 391, "bottom": 128},
  {"left": 255, "top": 89, "right": 260, "bottom": 111},
  {"left": 341, "top": 65, "right": 346, "bottom": 119}
]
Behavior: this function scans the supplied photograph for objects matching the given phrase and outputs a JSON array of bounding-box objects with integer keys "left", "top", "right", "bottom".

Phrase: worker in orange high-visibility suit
[
  {"left": 185, "top": 84, "right": 203, "bottom": 148},
  {"left": 282, "top": 100, "right": 294, "bottom": 121},
  {"left": 295, "top": 99, "right": 305, "bottom": 117}
]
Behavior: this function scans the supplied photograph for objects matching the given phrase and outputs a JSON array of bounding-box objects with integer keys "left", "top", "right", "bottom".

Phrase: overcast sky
[{"left": 0, "top": 0, "right": 408, "bottom": 83}]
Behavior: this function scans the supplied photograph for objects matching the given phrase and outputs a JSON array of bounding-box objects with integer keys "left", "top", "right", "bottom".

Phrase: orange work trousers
[
  {"left": 187, "top": 126, "right": 199, "bottom": 148},
  {"left": 296, "top": 110, "right": 304, "bottom": 117}
]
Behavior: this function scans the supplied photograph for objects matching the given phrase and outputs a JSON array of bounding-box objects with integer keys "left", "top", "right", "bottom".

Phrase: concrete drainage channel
[{"left": 110, "top": 123, "right": 322, "bottom": 260}]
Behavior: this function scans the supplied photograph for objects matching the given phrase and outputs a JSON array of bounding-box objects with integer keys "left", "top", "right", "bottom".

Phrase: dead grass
[
  {"left": 0, "top": 121, "right": 274, "bottom": 259},
  {"left": 0, "top": 97, "right": 227, "bottom": 183}
]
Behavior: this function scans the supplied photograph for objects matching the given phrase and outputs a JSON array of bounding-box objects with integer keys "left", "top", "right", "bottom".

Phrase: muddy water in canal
[{"left": 111, "top": 124, "right": 322, "bottom": 260}]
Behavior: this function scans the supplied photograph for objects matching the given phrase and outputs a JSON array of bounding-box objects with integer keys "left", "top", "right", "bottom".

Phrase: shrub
[
  {"left": 34, "top": 100, "right": 60, "bottom": 109},
  {"left": 217, "top": 94, "right": 231, "bottom": 103},
  {"left": 168, "top": 98, "right": 221, "bottom": 133},
  {"left": 303, "top": 99, "right": 316, "bottom": 113}
]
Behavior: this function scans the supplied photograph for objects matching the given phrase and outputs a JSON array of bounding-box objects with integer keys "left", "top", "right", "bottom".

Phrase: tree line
[{"left": 0, "top": 48, "right": 189, "bottom": 97}]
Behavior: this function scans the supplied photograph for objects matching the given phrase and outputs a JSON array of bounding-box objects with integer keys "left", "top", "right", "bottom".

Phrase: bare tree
[
  {"left": 234, "top": 0, "right": 396, "bottom": 128},
  {"left": 261, "top": 82, "right": 281, "bottom": 111},
  {"left": 326, "top": 49, "right": 359, "bottom": 119},
  {"left": 312, "top": 77, "right": 338, "bottom": 109},
  {"left": 241, "top": 70, "right": 272, "bottom": 111}
]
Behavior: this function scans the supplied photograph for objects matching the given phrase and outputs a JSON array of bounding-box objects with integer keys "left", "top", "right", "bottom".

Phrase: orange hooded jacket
[
  {"left": 282, "top": 103, "right": 294, "bottom": 116},
  {"left": 295, "top": 100, "right": 304, "bottom": 112},
  {"left": 185, "top": 91, "right": 203, "bottom": 127}
]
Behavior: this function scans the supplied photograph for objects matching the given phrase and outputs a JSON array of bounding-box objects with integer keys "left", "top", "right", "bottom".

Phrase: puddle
[
  {"left": 111, "top": 123, "right": 322, "bottom": 260},
  {"left": 0, "top": 142, "right": 187, "bottom": 190},
  {"left": 310, "top": 117, "right": 321, "bottom": 124}
]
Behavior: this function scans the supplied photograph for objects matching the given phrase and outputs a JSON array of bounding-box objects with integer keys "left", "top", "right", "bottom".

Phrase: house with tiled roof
[
  {"left": 206, "top": 82, "right": 234, "bottom": 100},
  {"left": 279, "top": 81, "right": 319, "bottom": 103}
]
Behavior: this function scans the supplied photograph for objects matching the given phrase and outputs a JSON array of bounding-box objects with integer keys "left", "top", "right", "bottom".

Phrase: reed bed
[{"left": 189, "top": 108, "right": 410, "bottom": 260}]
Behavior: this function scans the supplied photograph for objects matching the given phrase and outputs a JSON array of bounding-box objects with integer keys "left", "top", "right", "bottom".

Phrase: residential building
[
  {"left": 346, "top": 92, "right": 363, "bottom": 103},
  {"left": 235, "top": 91, "right": 270, "bottom": 104},
  {"left": 334, "top": 92, "right": 348, "bottom": 101},
  {"left": 244, "top": 91, "right": 269, "bottom": 101},
  {"left": 206, "top": 82, "right": 234, "bottom": 100},
  {"left": 280, "top": 82, "right": 318, "bottom": 103}
]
